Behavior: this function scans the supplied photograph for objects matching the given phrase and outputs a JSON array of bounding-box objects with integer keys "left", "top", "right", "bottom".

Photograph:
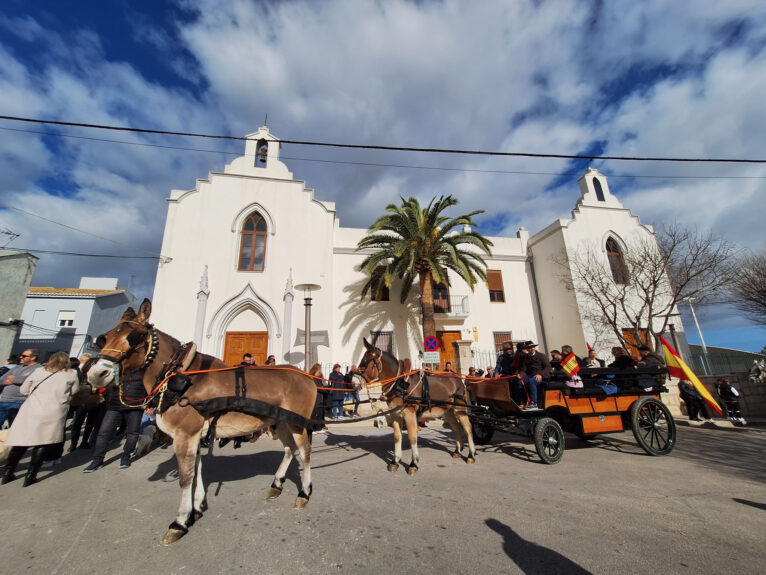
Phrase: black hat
[
  {"left": 516, "top": 342, "right": 526, "bottom": 351},
  {"left": 524, "top": 341, "right": 537, "bottom": 349}
]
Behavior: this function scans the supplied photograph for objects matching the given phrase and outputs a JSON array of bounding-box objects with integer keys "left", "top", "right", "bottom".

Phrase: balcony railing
[{"left": 422, "top": 295, "right": 470, "bottom": 316}]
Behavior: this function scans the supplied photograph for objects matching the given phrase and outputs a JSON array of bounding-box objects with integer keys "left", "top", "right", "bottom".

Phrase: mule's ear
[
  {"left": 363, "top": 337, "right": 371, "bottom": 350},
  {"left": 136, "top": 298, "right": 152, "bottom": 323},
  {"left": 120, "top": 307, "right": 137, "bottom": 322}
]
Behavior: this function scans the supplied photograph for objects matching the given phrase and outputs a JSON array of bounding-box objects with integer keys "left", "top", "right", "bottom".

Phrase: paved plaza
[{"left": 1, "top": 423, "right": 764, "bottom": 574}]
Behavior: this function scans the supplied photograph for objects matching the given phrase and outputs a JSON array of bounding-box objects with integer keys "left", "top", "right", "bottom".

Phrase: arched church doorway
[{"left": 222, "top": 306, "right": 269, "bottom": 365}]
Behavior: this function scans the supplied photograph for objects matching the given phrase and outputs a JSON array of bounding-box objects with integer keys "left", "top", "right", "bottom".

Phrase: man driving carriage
[{"left": 522, "top": 341, "right": 551, "bottom": 409}]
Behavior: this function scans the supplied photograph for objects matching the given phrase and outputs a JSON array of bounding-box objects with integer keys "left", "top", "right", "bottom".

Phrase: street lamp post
[
  {"left": 684, "top": 297, "right": 710, "bottom": 375},
  {"left": 295, "top": 283, "right": 321, "bottom": 371}
]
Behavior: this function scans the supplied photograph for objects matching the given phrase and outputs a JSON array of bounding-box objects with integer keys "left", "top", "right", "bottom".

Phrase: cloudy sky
[{"left": 1, "top": 0, "right": 765, "bottom": 351}]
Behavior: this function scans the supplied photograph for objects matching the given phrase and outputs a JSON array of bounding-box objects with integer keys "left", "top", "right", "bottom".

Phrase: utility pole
[{"left": 684, "top": 298, "right": 710, "bottom": 375}]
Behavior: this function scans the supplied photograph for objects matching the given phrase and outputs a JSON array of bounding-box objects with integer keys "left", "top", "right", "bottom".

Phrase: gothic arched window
[
  {"left": 238, "top": 212, "right": 267, "bottom": 271},
  {"left": 606, "top": 237, "right": 627, "bottom": 284},
  {"left": 593, "top": 178, "right": 605, "bottom": 202}
]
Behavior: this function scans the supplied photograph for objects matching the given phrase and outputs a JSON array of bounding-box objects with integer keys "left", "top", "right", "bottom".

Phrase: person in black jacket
[
  {"left": 328, "top": 364, "right": 347, "bottom": 420},
  {"left": 82, "top": 368, "right": 145, "bottom": 472},
  {"left": 678, "top": 380, "right": 708, "bottom": 422},
  {"left": 716, "top": 378, "right": 745, "bottom": 424},
  {"left": 608, "top": 347, "right": 635, "bottom": 370}
]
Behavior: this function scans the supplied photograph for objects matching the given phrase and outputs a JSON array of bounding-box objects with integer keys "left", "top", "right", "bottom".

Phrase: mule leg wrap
[{"left": 297, "top": 488, "right": 311, "bottom": 501}]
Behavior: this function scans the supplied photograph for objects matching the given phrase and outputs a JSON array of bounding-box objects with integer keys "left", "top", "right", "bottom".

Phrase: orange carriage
[{"left": 468, "top": 367, "right": 676, "bottom": 464}]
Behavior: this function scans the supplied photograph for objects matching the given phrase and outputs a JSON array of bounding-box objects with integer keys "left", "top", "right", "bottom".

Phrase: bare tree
[
  {"left": 730, "top": 248, "right": 766, "bottom": 326},
  {"left": 558, "top": 223, "right": 736, "bottom": 351}
]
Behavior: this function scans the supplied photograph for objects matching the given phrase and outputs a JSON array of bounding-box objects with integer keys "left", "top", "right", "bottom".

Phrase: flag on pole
[
  {"left": 660, "top": 336, "right": 722, "bottom": 416},
  {"left": 561, "top": 352, "right": 580, "bottom": 377}
]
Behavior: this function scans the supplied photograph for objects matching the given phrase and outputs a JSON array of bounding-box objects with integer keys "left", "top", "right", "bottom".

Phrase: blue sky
[{"left": 1, "top": 0, "right": 765, "bottom": 352}]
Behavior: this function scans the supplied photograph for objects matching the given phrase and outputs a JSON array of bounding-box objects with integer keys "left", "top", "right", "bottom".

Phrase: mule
[
  {"left": 357, "top": 338, "right": 476, "bottom": 474},
  {"left": 87, "top": 299, "right": 316, "bottom": 545}
]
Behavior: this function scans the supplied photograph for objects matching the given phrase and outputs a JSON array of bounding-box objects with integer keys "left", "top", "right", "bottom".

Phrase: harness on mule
[
  {"left": 155, "top": 342, "right": 197, "bottom": 413},
  {"left": 156, "top": 344, "right": 308, "bottom": 430}
]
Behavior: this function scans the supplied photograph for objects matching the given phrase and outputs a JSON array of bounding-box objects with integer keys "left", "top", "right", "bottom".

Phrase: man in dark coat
[
  {"left": 637, "top": 344, "right": 667, "bottom": 386},
  {"left": 522, "top": 341, "right": 551, "bottom": 409},
  {"left": 678, "top": 380, "right": 708, "bottom": 421},
  {"left": 494, "top": 342, "right": 516, "bottom": 377},
  {"left": 328, "top": 364, "right": 347, "bottom": 420}
]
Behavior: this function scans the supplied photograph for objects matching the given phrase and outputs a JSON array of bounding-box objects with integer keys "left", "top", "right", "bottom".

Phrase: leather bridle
[
  {"left": 359, "top": 349, "right": 384, "bottom": 384},
  {"left": 98, "top": 321, "right": 159, "bottom": 369}
]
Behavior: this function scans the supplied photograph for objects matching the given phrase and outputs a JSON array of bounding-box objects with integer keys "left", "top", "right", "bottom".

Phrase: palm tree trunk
[{"left": 419, "top": 270, "right": 437, "bottom": 340}]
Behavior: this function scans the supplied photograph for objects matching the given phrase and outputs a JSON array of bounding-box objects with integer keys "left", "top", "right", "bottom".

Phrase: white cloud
[{"left": 2, "top": 0, "right": 766, "bottom": 340}]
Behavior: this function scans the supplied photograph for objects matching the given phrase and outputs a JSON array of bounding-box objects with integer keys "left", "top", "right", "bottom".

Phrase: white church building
[{"left": 152, "top": 127, "right": 684, "bottom": 373}]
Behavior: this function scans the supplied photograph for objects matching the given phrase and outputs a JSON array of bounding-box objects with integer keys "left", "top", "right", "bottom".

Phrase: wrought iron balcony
[{"left": 422, "top": 295, "right": 470, "bottom": 317}]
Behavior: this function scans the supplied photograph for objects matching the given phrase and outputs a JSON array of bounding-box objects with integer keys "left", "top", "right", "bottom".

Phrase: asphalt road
[{"left": 1, "top": 422, "right": 764, "bottom": 574}]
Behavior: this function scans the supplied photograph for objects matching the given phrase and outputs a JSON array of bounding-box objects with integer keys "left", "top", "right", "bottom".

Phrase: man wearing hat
[
  {"left": 522, "top": 341, "right": 551, "bottom": 409},
  {"left": 494, "top": 342, "right": 516, "bottom": 378},
  {"left": 494, "top": 342, "right": 525, "bottom": 405}
]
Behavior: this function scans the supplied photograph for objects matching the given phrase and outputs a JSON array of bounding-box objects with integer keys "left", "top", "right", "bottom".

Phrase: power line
[
  {"left": 3, "top": 125, "right": 766, "bottom": 180},
  {"left": 2, "top": 114, "right": 766, "bottom": 164},
  {"left": 0, "top": 204, "right": 166, "bottom": 259},
  {"left": 0, "top": 246, "right": 160, "bottom": 259}
]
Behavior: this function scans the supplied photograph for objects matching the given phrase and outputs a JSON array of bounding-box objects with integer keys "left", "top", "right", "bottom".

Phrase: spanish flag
[
  {"left": 660, "top": 336, "right": 722, "bottom": 416},
  {"left": 561, "top": 352, "right": 580, "bottom": 377}
]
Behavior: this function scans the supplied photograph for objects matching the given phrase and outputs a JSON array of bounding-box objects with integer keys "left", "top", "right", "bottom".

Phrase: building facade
[
  {"left": 13, "top": 277, "right": 137, "bottom": 360},
  {"left": 0, "top": 250, "right": 38, "bottom": 361},
  {"left": 152, "top": 127, "right": 685, "bottom": 373}
]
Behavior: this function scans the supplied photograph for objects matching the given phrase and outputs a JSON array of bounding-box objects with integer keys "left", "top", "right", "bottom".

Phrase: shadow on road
[
  {"left": 733, "top": 498, "right": 766, "bottom": 511},
  {"left": 671, "top": 427, "right": 766, "bottom": 483},
  {"left": 485, "top": 518, "right": 592, "bottom": 574}
]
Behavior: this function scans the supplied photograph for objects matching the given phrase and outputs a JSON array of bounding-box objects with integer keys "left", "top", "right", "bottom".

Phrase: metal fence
[
  {"left": 470, "top": 348, "right": 499, "bottom": 372},
  {"left": 687, "top": 345, "right": 766, "bottom": 376}
]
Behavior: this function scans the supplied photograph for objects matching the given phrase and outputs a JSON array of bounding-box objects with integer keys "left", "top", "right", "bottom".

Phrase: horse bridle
[
  {"left": 359, "top": 349, "right": 384, "bottom": 384},
  {"left": 98, "top": 321, "right": 159, "bottom": 369}
]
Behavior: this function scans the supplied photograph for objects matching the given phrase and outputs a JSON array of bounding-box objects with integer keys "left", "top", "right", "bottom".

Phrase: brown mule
[
  {"left": 357, "top": 338, "right": 476, "bottom": 474},
  {"left": 87, "top": 299, "right": 316, "bottom": 545}
]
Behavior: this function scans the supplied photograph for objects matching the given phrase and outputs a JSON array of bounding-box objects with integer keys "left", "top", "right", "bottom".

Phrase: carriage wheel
[
  {"left": 533, "top": 417, "right": 564, "bottom": 464},
  {"left": 630, "top": 397, "right": 676, "bottom": 456},
  {"left": 471, "top": 420, "right": 495, "bottom": 444}
]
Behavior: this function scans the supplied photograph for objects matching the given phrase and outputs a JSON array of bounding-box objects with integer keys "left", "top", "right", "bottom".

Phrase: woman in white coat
[{"left": 1, "top": 351, "right": 79, "bottom": 486}]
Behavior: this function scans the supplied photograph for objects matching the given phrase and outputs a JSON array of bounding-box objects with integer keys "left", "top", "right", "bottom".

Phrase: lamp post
[
  {"left": 684, "top": 297, "right": 710, "bottom": 375},
  {"left": 295, "top": 283, "right": 321, "bottom": 371}
]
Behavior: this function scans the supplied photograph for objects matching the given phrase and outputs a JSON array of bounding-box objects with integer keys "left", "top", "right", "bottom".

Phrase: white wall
[{"left": 151, "top": 135, "right": 679, "bottom": 369}]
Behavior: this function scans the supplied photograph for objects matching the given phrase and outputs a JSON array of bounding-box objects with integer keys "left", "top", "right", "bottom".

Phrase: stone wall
[{"left": 699, "top": 374, "right": 766, "bottom": 420}]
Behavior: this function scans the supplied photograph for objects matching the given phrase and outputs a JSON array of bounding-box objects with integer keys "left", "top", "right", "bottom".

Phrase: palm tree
[{"left": 356, "top": 195, "right": 493, "bottom": 340}]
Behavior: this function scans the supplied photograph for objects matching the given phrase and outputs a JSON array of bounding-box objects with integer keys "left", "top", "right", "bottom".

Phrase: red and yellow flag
[
  {"left": 561, "top": 352, "right": 580, "bottom": 377},
  {"left": 660, "top": 336, "right": 722, "bottom": 416}
]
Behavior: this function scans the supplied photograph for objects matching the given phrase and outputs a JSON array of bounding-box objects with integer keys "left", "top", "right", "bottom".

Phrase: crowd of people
[
  {"left": 479, "top": 340, "right": 669, "bottom": 409},
  {"left": 1, "top": 348, "right": 157, "bottom": 486},
  {"left": 0, "top": 341, "right": 750, "bottom": 485}
]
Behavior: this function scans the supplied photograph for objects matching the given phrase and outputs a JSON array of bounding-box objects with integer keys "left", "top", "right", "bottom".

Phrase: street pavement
[{"left": 0, "top": 421, "right": 764, "bottom": 574}]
